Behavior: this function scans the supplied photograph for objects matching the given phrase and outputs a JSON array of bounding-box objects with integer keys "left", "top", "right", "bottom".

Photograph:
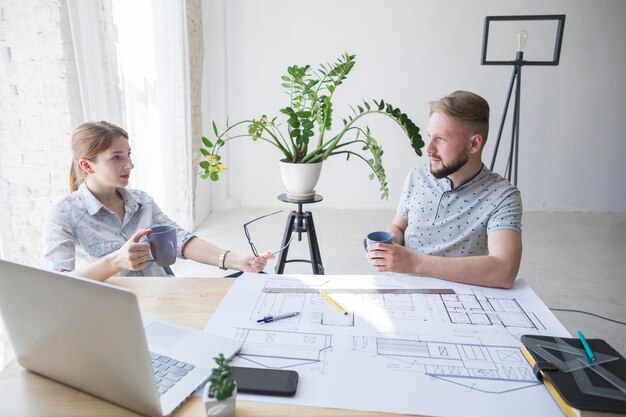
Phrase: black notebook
[{"left": 520, "top": 335, "right": 625, "bottom": 417}]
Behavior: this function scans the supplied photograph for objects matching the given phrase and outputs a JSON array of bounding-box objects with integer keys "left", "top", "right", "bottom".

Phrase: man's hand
[{"left": 366, "top": 242, "right": 418, "bottom": 274}]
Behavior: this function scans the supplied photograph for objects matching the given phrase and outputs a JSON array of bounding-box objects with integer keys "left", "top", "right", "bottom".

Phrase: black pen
[{"left": 257, "top": 311, "right": 300, "bottom": 323}]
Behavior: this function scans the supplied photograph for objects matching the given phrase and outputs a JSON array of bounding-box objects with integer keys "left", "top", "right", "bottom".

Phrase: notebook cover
[{"left": 521, "top": 335, "right": 625, "bottom": 414}]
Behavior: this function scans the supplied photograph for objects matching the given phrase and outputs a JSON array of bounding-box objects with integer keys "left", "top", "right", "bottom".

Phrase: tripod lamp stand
[{"left": 480, "top": 15, "right": 566, "bottom": 185}]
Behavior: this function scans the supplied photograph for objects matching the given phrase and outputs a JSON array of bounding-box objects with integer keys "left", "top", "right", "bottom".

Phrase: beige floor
[{"left": 174, "top": 209, "right": 626, "bottom": 357}]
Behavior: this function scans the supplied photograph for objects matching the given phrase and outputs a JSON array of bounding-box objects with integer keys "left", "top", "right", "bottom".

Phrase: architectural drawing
[
  {"left": 427, "top": 289, "right": 547, "bottom": 335},
  {"left": 351, "top": 335, "right": 539, "bottom": 393},
  {"left": 231, "top": 327, "right": 332, "bottom": 372},
  {"left": 205, "top": 273, "right": 570, "bottom": 417}
]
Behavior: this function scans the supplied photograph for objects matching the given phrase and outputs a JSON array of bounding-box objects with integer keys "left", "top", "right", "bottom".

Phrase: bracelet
[{"left": 218, "top": 250, "right": 230, "bottom": 270}]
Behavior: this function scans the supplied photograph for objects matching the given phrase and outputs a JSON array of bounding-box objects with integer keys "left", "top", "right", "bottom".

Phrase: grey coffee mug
[
  {"left": 363, "top": 231, "right": 393, "bottom": 251},
  {"left": 147, "top": 225, "right": 177, "bottom": 267}
]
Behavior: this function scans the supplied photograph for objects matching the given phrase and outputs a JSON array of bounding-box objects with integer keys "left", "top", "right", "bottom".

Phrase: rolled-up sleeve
[
  {"left": 148, "top": 198, "right": 194, "bottom": 259},
  {"left": 43, "top": 203, "right": 76, "bottom": 272}
]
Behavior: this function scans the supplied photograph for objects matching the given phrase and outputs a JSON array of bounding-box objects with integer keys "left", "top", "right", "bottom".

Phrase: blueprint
[{"left": 204, "top": 273, "right": 571, "bottom": 417}]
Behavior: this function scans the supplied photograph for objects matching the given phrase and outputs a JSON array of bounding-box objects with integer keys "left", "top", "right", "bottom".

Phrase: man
[{"left": 367, "top": 90, "right": 522, "bottom": 288}]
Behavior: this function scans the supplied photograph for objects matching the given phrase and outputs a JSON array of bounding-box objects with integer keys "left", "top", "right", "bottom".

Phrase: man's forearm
[{"left": 412, "top": 253, "right": 518, "bottom": 289}]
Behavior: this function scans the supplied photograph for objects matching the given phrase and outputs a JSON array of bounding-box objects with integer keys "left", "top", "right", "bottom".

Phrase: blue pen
[
  {"left": 577, "top": 330, "right": 595, "bottom": 363},
  {"left": 257, "top": 311, "right": 300, "bottom": 323}
]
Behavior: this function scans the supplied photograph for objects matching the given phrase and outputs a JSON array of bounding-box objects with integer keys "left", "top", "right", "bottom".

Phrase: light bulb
[{"left": 516, "top": 30, "right": 528, "bottom": 52}]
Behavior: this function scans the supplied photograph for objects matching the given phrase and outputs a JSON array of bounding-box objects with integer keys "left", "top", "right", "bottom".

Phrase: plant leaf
[{"left": 202, "top": 136, "right": 213, "bottom": 148}]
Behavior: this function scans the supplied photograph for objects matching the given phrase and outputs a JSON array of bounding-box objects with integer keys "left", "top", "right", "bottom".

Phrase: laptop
[{"left": 0, "top": 259, "right": 241, "bottom": 417}]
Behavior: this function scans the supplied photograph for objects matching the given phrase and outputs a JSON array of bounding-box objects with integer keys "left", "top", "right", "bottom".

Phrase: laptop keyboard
[{"left": 150, "top": 352, "right": 195, "bottom": 396}]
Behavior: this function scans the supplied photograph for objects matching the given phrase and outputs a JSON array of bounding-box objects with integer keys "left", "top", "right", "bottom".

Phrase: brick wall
[
  {"left": 0, "top": 0, "right": 82, "bottom": 265},
  {"left": 0, "top": 0, "right": 203, "bottom": 266}
]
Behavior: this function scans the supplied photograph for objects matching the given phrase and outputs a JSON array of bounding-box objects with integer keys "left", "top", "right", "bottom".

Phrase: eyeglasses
[{"left": 243, "top": 210, "right": 294, "bottom": 257}]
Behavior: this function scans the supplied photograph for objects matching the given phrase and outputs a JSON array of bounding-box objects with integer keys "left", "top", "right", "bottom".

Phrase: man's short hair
[{"left": 429, "top": 91, "right": 490, "bottom": 144}]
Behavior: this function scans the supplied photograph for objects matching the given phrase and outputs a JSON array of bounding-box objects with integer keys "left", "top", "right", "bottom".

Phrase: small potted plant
[
  {"left": 199, "top": 52, "right": 423, "bottom": 200},
  {"left": 203, "top": 353, "right": 237, "bottom": 417}
]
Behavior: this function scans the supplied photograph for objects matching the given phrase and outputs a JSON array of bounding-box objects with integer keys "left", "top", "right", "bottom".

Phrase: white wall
[{"left": 201, "top": 0, "right": 626, "bottom": 212}]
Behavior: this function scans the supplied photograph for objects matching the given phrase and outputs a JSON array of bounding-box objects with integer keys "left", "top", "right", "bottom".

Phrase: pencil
[{"left": 319, "top": 290, "right": 348, "bottom": 315}]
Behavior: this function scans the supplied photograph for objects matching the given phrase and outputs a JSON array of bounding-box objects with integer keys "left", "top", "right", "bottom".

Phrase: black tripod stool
[{"left": 275, "top": 193, "right": 324, "bottom": 274}]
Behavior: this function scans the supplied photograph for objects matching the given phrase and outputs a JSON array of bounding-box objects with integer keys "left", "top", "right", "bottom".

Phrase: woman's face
[{"left": 83, "top": 136, "right": 134, "bottom": 189}]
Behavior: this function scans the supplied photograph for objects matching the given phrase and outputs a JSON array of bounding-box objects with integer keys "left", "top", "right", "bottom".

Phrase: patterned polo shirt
[
  {"left": 397, "top": 162, "right": 522, "bottom": 257},
  {"left": 43, "top": 183, "right": 193, "bottom": 276}
]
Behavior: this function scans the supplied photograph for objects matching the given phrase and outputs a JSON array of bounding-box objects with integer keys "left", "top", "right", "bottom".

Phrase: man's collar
[
  {"left": 431, "top": 163, "right": 487, "bottom": 192},
  {"left": 452, "top": 164, "right": 487, "bottom": 190}
]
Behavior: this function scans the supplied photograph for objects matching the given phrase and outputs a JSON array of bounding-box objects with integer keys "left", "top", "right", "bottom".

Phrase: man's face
[{"left": 426, "top": 112, "right": 470, "bottom": 179}]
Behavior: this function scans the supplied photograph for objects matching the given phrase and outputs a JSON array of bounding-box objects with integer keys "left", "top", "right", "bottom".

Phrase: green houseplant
[
  {"left": 203, "top": 353, "right": 236, "bottom": 417},
  {"left": 199, "top": 52, "right": 423, "bottom": 200}
]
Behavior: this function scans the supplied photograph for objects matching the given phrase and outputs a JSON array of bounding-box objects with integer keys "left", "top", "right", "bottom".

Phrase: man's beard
[{"left": 430, "top": 151, "right": 469, "bottom": 179}]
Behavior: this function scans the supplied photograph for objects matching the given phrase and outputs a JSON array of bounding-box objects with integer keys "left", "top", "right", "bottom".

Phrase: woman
[{"left": 44, "top": 121, "right": 268, "bottom": 281}]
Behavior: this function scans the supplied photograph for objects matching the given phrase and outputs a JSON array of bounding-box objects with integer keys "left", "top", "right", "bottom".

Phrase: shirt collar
[
  {"left": 77, "top": 183, "right": 106, "bottom": 215},
  {"left": 454, "top": 164, "right": 488, "bottom": 191},
  {"left": 77, "top": 183, "right": 141, "bottom": 216},
  {"left": 430, "top": 163, "right": 489, "bottom": 192},
  {"left": 117, "top": 187, "right": 141, "bottom": 215}
]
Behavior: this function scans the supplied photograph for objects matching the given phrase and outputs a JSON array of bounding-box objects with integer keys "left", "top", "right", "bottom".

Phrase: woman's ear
[{"left": 78, "top": 159, "right": 94, "bottom": 174}]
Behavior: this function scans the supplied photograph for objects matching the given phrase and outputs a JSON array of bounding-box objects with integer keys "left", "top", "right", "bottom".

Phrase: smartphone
[{"left": 230, "top": 366, "right": 298, "bottom": 397}]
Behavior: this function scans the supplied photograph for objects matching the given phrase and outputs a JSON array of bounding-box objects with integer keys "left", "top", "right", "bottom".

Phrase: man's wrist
[
  {"left": 411, "top": 252, "right": 422, "bottom": 274},
  {"left": 389, "top": 231, "right": 401, "bottom": 245}
]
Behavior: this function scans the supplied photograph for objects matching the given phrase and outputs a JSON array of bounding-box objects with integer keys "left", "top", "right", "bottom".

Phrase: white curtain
[
  {"left": 69, "top": 0, "right": 193, "bottom": 230},
  {"left": 112, "top": 0, "right": 193, "bottom": 230}
]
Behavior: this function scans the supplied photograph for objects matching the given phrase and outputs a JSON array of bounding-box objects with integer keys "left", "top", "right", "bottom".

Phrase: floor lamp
[{"left": 481, "top": 15, "right": 566, "bottom": 186}]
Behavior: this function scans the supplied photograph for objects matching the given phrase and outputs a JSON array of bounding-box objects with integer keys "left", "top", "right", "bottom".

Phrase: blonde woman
[{"left": 44, "top": 121, "right": 269, "bottom": 281}]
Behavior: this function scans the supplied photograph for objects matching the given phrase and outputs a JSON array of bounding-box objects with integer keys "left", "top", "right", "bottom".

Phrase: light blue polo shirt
[
  {"left": 397, "top": 162, "right": 522, "bottom": 257},
  {"left": 43, "top": 183, "right": 193, "bottom": 276}
]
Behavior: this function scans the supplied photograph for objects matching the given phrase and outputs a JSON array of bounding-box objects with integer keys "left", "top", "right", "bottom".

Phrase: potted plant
[
  {"left": 203, "top": 353, "right": 237, "bottom": 417},
  {"left": 199, "top": 52, "right": 423, "bottom": 200}
]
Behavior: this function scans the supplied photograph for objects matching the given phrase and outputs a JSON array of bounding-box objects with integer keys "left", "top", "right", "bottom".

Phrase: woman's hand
[
  {"left": 112, "top": 229, "right": 152, "bottom": 272},
  {"left": 231, "top": 251, "right": 272, "bottom": 273}
]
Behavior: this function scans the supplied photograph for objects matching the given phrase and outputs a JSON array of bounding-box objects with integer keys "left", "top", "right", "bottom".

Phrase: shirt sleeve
[
  {"left": 487, "top": 188, "right": 523, "bottom": 235},
  {"left": 396, "top": 169, "right": 413, "bottom": 219},
  {"left": 147, "top": 196, "right": 194, "bottom": 259},
  {"left": 42, "top": 202, "right": 76, "bottom": 272}
]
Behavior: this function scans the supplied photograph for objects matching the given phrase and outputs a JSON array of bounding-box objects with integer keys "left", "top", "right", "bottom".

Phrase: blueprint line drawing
[
  {"left": 232, "top": 327, "right": 332, "bottom": 372},
  {"left": 205, "top": 273, "right": 571, "bottom": 417},
  {"left": 426, "top": 289, "right": 547, "bottom": 334},
  {"left": 351, "top": 335, "right": 539, "bottom": 393}
]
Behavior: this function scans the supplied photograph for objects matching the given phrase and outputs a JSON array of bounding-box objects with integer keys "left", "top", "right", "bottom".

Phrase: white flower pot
[
  {"left": 203, "top": 382, "right": 237, "bottom": 417},
  {"left": 279, "top": 161, "right": 323, "bottom": 200}
]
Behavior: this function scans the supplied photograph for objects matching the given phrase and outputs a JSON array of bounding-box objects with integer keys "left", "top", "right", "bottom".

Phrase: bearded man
[{"left": 366, "top": 90, "right": 523, "bottom": 289}]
